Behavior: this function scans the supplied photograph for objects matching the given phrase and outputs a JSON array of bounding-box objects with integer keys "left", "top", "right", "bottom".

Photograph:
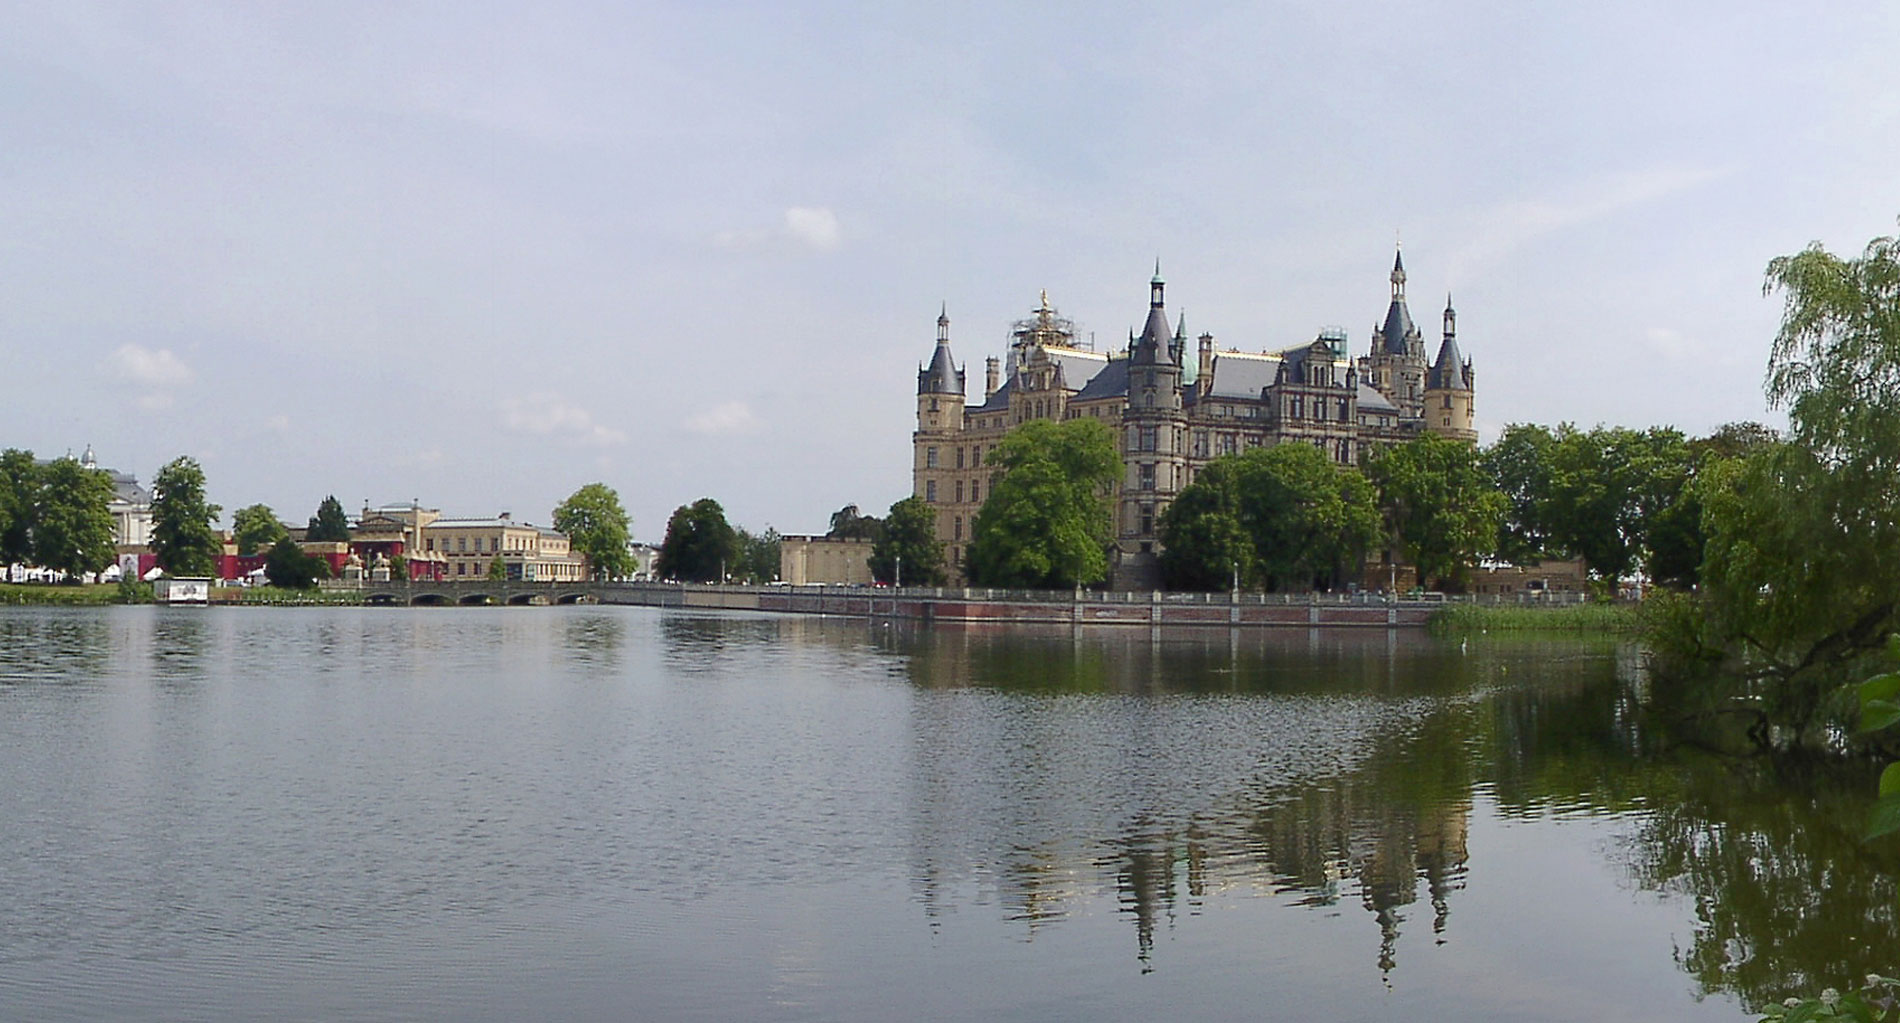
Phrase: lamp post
[{"left": 895, "top": 554, "right": 902, "bottom": 589}]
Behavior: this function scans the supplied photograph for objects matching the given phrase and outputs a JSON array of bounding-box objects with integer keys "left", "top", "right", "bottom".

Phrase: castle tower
[
  {"left": 1361, "top": 247, "right": 1428, "bottom": 420},
  {"left": 914, "top": 306, "right": 966, "bottom": 557},
  {"left": 1423, "top": 294, "right": 1477, "bottom": 442},
  {"left": 1118, "top": 264, "right": 1189, "bottom": 586}
]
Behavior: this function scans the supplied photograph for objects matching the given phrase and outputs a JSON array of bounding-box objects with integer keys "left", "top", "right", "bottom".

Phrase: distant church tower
[
  {"left": 1423, "top": 294, "right": 1477, "bottom": 441},
  {"left": 914, "top": 306, "right": 965, "bottom": 555},
  {"left": 1117, "top": 264, "right": 1188, "bottom": 588},
  {"left": 1362, "top": 248, "right": 1428, "bottom": 420}
]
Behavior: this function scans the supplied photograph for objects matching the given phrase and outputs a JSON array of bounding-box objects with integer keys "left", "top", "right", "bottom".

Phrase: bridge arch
[
  {"left": 458, "top": 593, "right": 495, "bottom": 606},
  {"left": 410, "top": 593, "right": 452, "bottom": 607}
]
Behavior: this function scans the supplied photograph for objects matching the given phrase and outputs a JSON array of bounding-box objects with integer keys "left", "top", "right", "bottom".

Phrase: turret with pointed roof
[
  {"left": 1130, "top": 262, "right": 1174, "bottom": 367},
  {"left": 917, "top": 305, "right": 965, "bottom": 396},
  {"left": 1422, "top": 292, "right": 1477, "bottom": 442}
]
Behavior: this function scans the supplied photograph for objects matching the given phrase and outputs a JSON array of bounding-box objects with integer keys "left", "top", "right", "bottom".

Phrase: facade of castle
[{"left": 913, "top": 250, "right": 1477, "bottom": 587}]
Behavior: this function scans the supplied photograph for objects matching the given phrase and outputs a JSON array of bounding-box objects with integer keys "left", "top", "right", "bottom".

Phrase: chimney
[
  {"left": 1197, "top": 333, "right": 1215, "bottom": 395},
  {"left": 985, "top": 357, "right": 1001, "bottom": 400}
]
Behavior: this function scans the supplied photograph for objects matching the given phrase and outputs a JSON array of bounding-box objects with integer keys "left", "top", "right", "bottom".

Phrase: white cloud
[
  {"left": 500, "top": 392, "right": 628, "bottom": 446},
  {"left": 712, "top": 206, "right": 843, "bottom": 253},
  {"left": 1450, "top": 165, "right": 1731, "bottom": 277},
  {"left": 685, "top": 400, "right": 759, "bottom": 436},
  {"left": 111, "top": 343, "right": 192, "bottom": 386},
  {"left": 111, "top": 343, "right": 192, "bottom": 409},
  {"left": 782, "top": 206, "right": 841, "bottom": 251}
]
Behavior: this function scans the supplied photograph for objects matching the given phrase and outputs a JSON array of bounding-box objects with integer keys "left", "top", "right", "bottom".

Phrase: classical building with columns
[{"left": 914, "top": 249, "right": 1477, "bottom": 587}]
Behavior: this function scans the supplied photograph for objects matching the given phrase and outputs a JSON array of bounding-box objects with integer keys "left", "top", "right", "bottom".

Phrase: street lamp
[{"left": 895, "top": 554, "right": 902, "bottom": 589}]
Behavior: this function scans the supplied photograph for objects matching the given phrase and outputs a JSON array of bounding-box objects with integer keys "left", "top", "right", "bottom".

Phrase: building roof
[
  {"left": 917, "top": 339, "right": 963, "bottom": 395},
  {"left": 1357, "top": 382, "right": 1399, "bottom": 413},
  {"left": 1072, "top": 355, "right": 1131, "bottom": 401},
  {"left": 1429, "top": 335, "right": 1466, "bottom": 389},
  {"left": 1204, "top": 351, "right": 1280, "bottom": 399}
]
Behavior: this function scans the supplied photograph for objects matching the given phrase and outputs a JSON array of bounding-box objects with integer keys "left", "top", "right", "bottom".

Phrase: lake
[{"left": 0, "top": 605, "right": 1890, "bottom": 1021}]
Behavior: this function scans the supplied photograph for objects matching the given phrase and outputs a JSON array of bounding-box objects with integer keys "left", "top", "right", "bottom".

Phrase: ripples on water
[{"left": 0, "top": 605, "right": 1876, "bottom": 1021}]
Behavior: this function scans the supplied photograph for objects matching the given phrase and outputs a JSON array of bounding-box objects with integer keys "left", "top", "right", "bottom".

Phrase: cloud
[
  {"left": 110, "top": 343, "right": 192, "bottom": 409},
  {"left": 685, "top": 400, "right": 759, "bottom": 436},
  {"left": 264, "top": 414, "right": 291, "bottom": 432},
  {"left": 1449, "top": 165, "right": 1731, "bottom": 277},
  {"left": 500, "top": 392, "right": 628, "bottom": 446},
  {"left": 712, "top": 206, "right": 843, "bottom": 253},
  {"left": 782, "top": 206, "right": 841, "bottom": 251}
]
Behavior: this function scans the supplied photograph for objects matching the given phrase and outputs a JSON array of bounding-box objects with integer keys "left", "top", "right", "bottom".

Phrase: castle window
[
  {"left": 929, "top": 399, "right": 938, "bottom": 412},
  {"left": 926, "top": 447, "right": 939, "bottom": 468},
  {"left": 1194, "top": 431, "right": 1209, "bottom": 457},
  {"left": 1443, "top": 395, "right": 1452, "bottom": 409},
  {"left": 955, "top": 480, "right": 964, "bottom": 503},
  {"left": 1337, "top": 400, "right": 1349, "bottom": 421},
  {"left": 954, "top": 516, "right": 963, "bottom": 541},
  {"left": 1139, "top": 426, "right": 1157, "bottom": 452},
  {"left": 926, "top": 480, "right": 937, "bottom": 502},
  {"left": 1140, "top": 463, "right": 1156, "bottom": 489},
  {"left": 1140, "top": 504, "right": 1154, "bottom": 534},
  {"left": 971, "top": 480, "right": 980, "bottom": 502},
  {"left": 972, "top": 448, "right": 982, "bottom": 467},
  {"left": 956, "top": 447, "right": 965, "bottom": 469}
]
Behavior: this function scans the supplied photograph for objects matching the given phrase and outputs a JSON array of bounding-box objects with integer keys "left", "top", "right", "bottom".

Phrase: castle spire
[
  {"left": 1150, "top": 259, "right": 1165, "bottom": 309},
  {"left": 1443, "top": 293, "right": 1455, "bottom": 338}
]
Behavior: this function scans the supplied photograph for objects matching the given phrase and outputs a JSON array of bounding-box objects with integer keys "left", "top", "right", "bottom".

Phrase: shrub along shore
[{"left": 1429, "top": 601, "right": 1642, "bottom": 634}]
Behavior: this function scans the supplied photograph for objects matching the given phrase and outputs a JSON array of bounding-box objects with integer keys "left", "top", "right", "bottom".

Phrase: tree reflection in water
[{"left": 881, "top": 620, "right": 1897, "bottom": 1008}]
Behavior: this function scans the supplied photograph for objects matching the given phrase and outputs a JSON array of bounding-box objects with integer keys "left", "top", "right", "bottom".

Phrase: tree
[
  {"left": 1161, "top": 444, "right": 1381, "bottom": 592},
  {"left": 733, "top": 527, "right": 782, "bottom": 584},
  {"left": 487, "top": 556, "right": 509, "bottom": 581},
  {"left": 870, "top": 496, "right": 946, "bottom": 585},
  {"left": 0, "top": 449, "right": 38, "bottom": 568},
  {"left": 150, "top": 456, "right": 222, "bottom": 577},
  {"left": 1370, "top": 434, "right": 1507, "bottom": 591},
  {"left": 264, "top": 538, "right": 325, "bottom": 589},
  {"left": 1158, "top": 458, "right": 1252, "bottom": 592},
  {"left": 655, "top": 498, "right": 737, "bottom": 582},
  {"left": 1482, "top": 424, "right": 1558, "bottom": 564},
  {"left": 1652, "top": 221, "right": 1900, "bottom": 746},
  {"left": 827, "top": 504, "right": 885, "bottom": 542},
  {"left": 231, "top": 503, "right": 289, "bottom": 556},
  {"left": 553, "top": 483, "right": 634, "bottom": 580},
  {"left": 30, "top": 458, "right": 117, "bottom": 579},
  {"left": 306, "top": 495, "right": 350, "bottom": 542},
  {"left": 966, "top": 418, "right": 1119, "bottom": 589}
]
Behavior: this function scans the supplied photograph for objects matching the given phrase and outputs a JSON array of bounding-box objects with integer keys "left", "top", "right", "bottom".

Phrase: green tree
[
  {"left": 966, "top": 418, "right": 1119, "bottom": 589},
  {"left": 0, "top": 449, "right": 38, "bottom": 568},
  {"left": 1652, "top": 221, "right": 1900, "bottom": 746},
  {"left": 487, "top": 556, "right": 509, "bottom": 581},
  {"left": 306, "top": 495, "right": 350, "bottom": 542},
  {"left": 30, "top": 457, "right": 116, "bottom": 579},
  {"left": 231, "top": 503, "right": 289, "bottom": 556},
  {"left": 264, "top": 538, "right": 324, "bottom": 589},
  {"left": 553, "top": 482, "right": 634, "bottom": 580},
  {"left": 870, "top": 496, "right": 946, "bottom": 585},
  {"left": 733, "top": 526, "right": 782, "bottom": 584},
  {"left": 656, "top": 498, "right": 737, "bottom": 582},
  {"left": 1158, "top": 457, "right": 1252, "bottom": 591},
  {"left": 150, "top": 456, "right": 223, "bottom": 577},
  {"left": 1482, "top": 423, "right": 1558, "bottom": 563},
  {"left": 1242, "top": 443, "right": 1382, "bottom": 591},
  {"left": 1370, "top": 434, "right": 1506, "bottom": 591},
  {"left": 827, "top": 504, "right": 885, "bottom": 542}
]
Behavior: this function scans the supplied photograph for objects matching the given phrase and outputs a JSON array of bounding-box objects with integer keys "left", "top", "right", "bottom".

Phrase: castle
[{"left": 913, "top": 249, "right": 1476, "bottom": 587}]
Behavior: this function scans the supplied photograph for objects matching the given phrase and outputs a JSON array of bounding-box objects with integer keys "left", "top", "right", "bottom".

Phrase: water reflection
[{"left": 886, "top": 623, "right": 1895, "bottom": 1007}]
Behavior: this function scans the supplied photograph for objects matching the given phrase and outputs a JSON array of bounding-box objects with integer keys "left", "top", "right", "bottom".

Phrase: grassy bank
[
  {"left": 1429, "top": 601, "right": 1641, "bottom": 634},
  {"left": 216, "top": 586, "right": 365, "bottom": 606},
  {"left": 0, "top": 582, "right": 150, "bottom": 605}
]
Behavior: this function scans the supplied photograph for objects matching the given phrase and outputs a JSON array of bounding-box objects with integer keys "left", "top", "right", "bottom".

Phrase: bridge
[{"left": 356, "top": 580, "right": 1446, "bottom": 628}]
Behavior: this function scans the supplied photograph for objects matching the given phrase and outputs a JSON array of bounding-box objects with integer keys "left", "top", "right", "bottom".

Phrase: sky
[{"left": 4, "top": 2, "right": 1898, "bottom": 540}]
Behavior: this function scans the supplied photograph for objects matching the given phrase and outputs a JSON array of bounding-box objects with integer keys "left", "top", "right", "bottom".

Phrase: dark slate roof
[
  {"left": 1073, "top": 356, "right": 1131, "bottom": 401},
  {"left": 971, "top": 375, "right": 1012, "bottom": 413},
  {"left": 1379, "top": 298, "right": 1417, "bottom": 354},
  {"left": 1357, "top": 382, "right": 1399, "bottom": 413},
  {"left": 1429, "top": 335, "right": 1466, "bottom": 389},
  {"left": 917, "top": 341, "right": 963, "bottom": 395},
  {"left": 1205, "top": 353, "right": 1279, "bottom": 399},
  {"left": 1130, "top": 304, "right": 1173, "bottom": 366},
  {"left": 1048, "top": 349, "right": 1109, "bottom": 388}
]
